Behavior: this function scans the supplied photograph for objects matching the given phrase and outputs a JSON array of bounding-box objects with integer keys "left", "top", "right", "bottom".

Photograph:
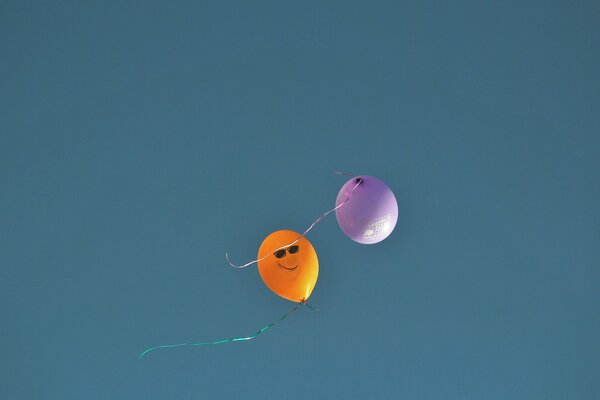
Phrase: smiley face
[
  {"left": 257, "top": 230, "right": 319, "bottom": 302},
  {"left": 274, "top": 245, "right": 300, "bottom": 271}
]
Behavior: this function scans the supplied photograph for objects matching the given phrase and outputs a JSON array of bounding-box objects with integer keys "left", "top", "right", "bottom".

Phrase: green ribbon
[{"left": 139, "top": 302, "right": 314, "bottom": 359}]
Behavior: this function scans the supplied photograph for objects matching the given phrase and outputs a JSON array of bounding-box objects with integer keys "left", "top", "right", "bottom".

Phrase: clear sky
[{"left": 1, "top": 1, "right": 599, "bottom": 398}]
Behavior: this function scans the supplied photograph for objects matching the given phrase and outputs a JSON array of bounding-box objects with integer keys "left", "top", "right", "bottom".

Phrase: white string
[
  {"left": 225, "top": 176, "right": 362, "bottom": 269},
  {"left": 333, "top": 170, "right": 355, "bottom": 177}
]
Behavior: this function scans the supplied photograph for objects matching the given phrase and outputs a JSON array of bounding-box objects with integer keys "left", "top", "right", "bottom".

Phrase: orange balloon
[{"left": 257, "top": 230, "right": 319, "bottom": 302}]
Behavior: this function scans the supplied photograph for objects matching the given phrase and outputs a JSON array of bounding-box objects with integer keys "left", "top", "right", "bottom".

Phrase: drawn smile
[{"left": 276, "top": 262, "right": 298, "bottom": 271}]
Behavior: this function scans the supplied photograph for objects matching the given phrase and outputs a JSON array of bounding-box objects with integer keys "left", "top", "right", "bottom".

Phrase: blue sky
[{"left": 1, "top": 1, "right": 599, "bottom": 398}]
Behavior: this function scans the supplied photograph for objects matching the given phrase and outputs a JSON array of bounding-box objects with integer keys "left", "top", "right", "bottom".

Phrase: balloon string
[
  {"left": 225, "top": 174, "right": 362, "bottom": 269},
  {"left": 334, "top": 170, "right": 355, "bottom": 177},
  {"left": 139, "top": 302, "right": 310, "bottom": 359}
]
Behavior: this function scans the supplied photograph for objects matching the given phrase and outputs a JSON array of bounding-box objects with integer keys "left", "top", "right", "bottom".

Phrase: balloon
[
  {"left": 257, "top": 230, "right": 319, "bottom": 302},
  {"left": 335, "top": 175, "right": 398, "bottom": 244}
]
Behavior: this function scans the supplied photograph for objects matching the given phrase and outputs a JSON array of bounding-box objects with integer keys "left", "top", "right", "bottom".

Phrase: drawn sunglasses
[{"left": 273, "top": 245, "right": 299, "bottom": 258}]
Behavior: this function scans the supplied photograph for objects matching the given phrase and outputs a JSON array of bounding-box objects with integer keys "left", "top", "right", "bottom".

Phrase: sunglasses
[{"left": 274, "top": 245, "right": 299, "bottom": 259}]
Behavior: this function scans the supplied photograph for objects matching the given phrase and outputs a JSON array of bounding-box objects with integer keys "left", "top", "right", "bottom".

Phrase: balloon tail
[
  {"left": 139, "top": 303, "right": 304, "bottom": 359},
  {"left": 225, "top": 174, "right": 361, "bottom": 269},
  {"left": 225, "top": 251, "right": 271, "bottom": 269}
]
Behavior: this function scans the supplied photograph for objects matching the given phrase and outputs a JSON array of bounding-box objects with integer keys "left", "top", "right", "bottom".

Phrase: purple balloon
[{"left": 335, "top": 176, "right": 398, "bottom": 244}]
